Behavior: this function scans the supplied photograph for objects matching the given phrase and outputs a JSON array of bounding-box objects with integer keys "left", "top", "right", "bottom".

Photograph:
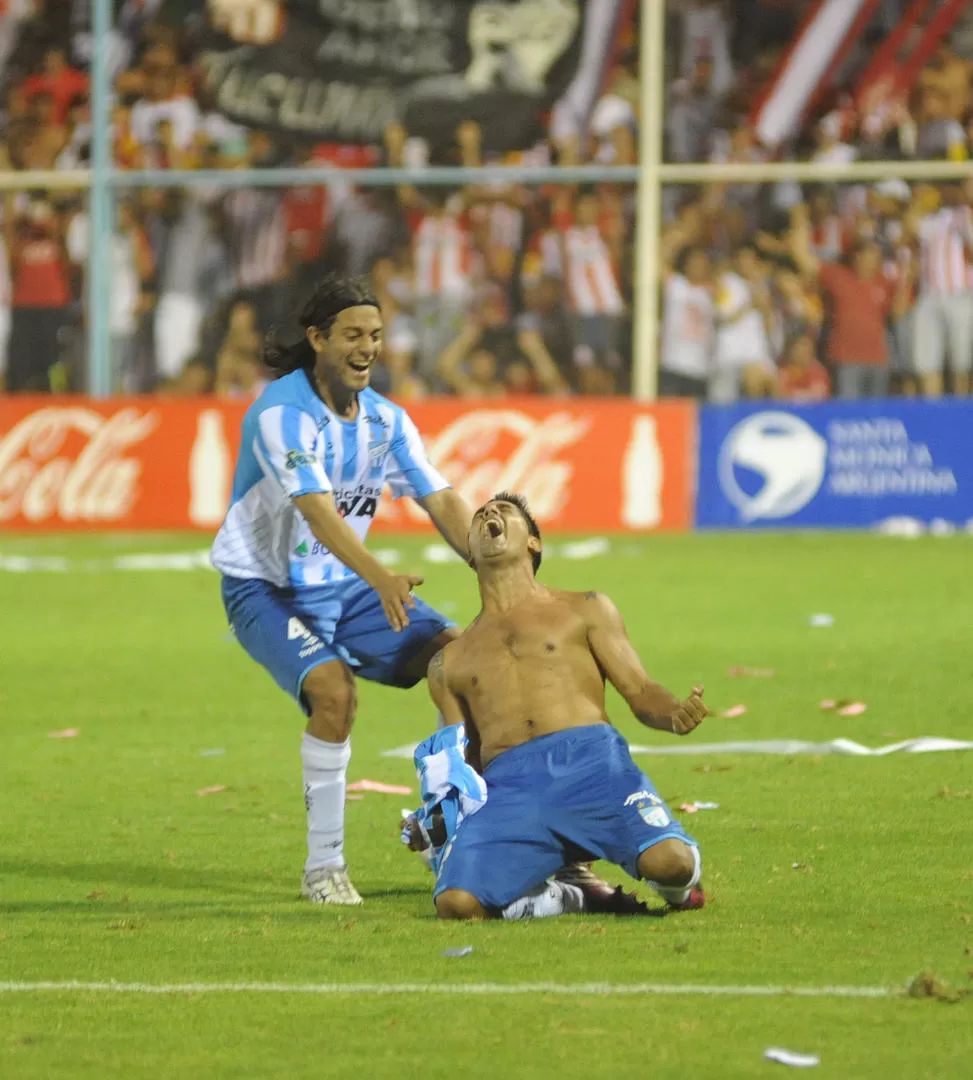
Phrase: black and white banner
[{"left": 198, "top": 0, "right": 625, "bottom": 152}]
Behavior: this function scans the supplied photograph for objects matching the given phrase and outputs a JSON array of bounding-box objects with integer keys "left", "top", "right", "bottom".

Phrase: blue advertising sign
[{"left": 696, "top": 400, "right": 973, "bottom": 529}]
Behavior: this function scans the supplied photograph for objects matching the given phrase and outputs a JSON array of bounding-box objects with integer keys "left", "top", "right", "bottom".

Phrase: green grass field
[{"left": 1, "top": 531, "right": 971, "bottom": 1079}]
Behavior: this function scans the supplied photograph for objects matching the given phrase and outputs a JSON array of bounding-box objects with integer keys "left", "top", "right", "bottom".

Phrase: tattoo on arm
[{"left": 584, "top": 591, "right": 598, "bottom": 600}]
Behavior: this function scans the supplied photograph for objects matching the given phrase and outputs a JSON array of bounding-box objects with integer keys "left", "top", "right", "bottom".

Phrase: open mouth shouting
[{"left": 482, "top": 514, "right": 505, "bottom": 539}]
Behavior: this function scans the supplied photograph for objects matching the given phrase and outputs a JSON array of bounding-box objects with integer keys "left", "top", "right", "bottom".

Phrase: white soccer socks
[
  {"left": 501, "top": 880, "right": 585, "bottom": 921},
  {"left": 644, "top": 845, "right": 702, "bottom": 906},
  {"left": 301, "top": 732, "right": 351, "bottom": 873}
]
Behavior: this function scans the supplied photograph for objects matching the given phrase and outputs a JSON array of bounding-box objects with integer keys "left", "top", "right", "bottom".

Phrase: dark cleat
[{"left": 554, "top": 864, "right": 660, "bottom": 917}]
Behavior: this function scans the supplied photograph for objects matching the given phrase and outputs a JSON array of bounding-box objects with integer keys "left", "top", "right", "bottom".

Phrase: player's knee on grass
[
  {"left": 637, "top": 839, "right": 698, "bottom": 886},
  {"left": 302, "top": 662, "right": 357, "bottom": 742},
  {"left": 435, "top": 890, "right": 490, "bottom": 920}
]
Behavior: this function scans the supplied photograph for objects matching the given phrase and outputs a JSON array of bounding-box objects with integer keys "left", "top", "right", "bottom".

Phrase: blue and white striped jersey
[{"left": 211, "top": 369, "right": 448, "bottom": 588}]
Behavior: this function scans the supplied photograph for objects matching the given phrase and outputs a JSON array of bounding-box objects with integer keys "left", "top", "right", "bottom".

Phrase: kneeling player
[{"left": 425, "top": 492, "right": 707, "bottom": 920}]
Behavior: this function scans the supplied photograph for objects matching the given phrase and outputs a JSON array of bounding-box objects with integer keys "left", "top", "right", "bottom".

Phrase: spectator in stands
[
  {"left": 150, "top": 190, "right": 232, "bottom": 388},
  {"left": 552, "top": 186, "right": 627, "bottom": 384},
  {"left": 129, "top": 40, "right": 199, "bottom": 152},
  {"left": 222, "top": 133, "right": 290, "bottom": 334},
  {"left": 777, "top": 331, "right": 831, "bottom": 401},
  {"left": 65, "top": 196, "right": 153, "bottom": 392},
  {"left": 27, "top": 91, "right": 68, "bottom": 165},
  {"left": 667, "top": 57, "right": 721, "bottom": 163},
  {"left": 588, "top": 49, "right": 639, "bottom": 165},
  {"left": 711, "top": 245, "right": 777, "bottom": 402},
  {"left": 811, "top": 112, "right": 857, "bottom": 165},
  {"left": 386, "top": 121, "right": 479, "bottom": 378},
  {"left": 659, "top": 240, "right": 714, "bottom": 400},
  {"left": 437, "top": 308, "right": 566, "bottom": 398},
  {"left": 517, "top": 273, "right": 577, "bottom": 389},
  {"left": 677, "top": 0, "right": 734, "bottom": 99},
  {"left": 369, "top": 253, "right": 422, "bottom": 397},
  {"left": 906, "top": 181, "right": 973, "bottom": 396},
  {"left": 112, "top": 102, "right": 145, "bottom": 169},
  {"left": 4, "top": 193, "right": 73, "bottom": 392},
  {"left": 788, "top": 208, "right": 910, "bottom": 399},
  {"left": 55, "top": 92, "right": 91, "bottom": 169},
  {"left": 919, "top": 42, "right": 971, "bottom": 128},
  {"left": 213, "top": 301, "right": 267, "bottom": 399},
  {"left": 19, "top": 46, "right": 87, "bottom": 126}
]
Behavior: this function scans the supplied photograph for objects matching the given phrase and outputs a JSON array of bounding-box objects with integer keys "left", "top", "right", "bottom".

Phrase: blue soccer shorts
[
  {"left": 222, "top": 574, "right": 455, "bottom": 712},
  {"left": 433, "top": 724, "right": 697, "bottom": 910}
]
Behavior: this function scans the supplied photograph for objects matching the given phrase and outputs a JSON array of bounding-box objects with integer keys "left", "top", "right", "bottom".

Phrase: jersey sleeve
[
  {"left": 253, "top": 404, "right": 331, "bottom": 499},
  {"left": 385, "top": 409, "right": 449, "bottom": 500}
]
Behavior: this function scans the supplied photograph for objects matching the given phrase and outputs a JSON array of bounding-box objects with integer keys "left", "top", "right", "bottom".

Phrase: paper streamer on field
[
  {"left": 628, "top": 737, "right": 973, "bottom": 757},
  {"left": 382, "top": 737, "right": 973, "bottom": 761}
]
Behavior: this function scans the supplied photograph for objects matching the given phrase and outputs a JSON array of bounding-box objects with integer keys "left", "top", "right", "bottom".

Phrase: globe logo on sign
[{"left": 718, "top": 412, "right": 828, "bottom": 522}]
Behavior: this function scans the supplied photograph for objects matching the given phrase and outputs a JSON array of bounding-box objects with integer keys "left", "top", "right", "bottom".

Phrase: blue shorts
[
  {"left": 434, "top": 724, "right": 696, "bottom": 910},
  {"left": 222, "top": 575, "right": 455, "bottom": 711}
]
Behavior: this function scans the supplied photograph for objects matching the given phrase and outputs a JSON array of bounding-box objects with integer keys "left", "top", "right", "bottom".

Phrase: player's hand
[
  {"left": 672, "top": 685, "right": 706, "bottom": 736},
  {"left": 399, "top": 813, "right": 429, "bottom": 852},
  {"left": 378, "top": 574, "right": 424, "bottom": 632}
]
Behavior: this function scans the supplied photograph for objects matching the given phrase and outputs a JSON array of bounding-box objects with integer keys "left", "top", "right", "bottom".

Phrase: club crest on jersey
[
  {"left": 365, "top": 414, "right": 391, "bottom": 464},
  {"left": 285, "top": 449, "right": 316, "bottom": 470},
  {"left": 625, "top": 790, "right": 669, "bottom": 828}
]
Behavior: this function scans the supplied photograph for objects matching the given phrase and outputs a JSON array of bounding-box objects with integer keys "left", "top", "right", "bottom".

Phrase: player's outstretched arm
[
  {"left": 427, "top": 648, "right": 482, "bottom": 771},
  {"left": 295, "top": 492, "right": 423, "bottom": 632},
  {"left": 582, "top": 592, "right": 706, "bottom": 736},
  {"left": 417, "top": 488, "right": 476, "bottom": 563}
]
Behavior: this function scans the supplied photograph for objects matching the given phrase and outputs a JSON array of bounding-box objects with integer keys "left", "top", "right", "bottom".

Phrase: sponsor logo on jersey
[
  {"left": 334, "top": 484, "right": 382, "bottom": 519},
  {"left": 285, "top": 449, "right": 317, "bottom": 470},
  {"left": 624, "top": 789, "right": 661, "bottom": 808}
]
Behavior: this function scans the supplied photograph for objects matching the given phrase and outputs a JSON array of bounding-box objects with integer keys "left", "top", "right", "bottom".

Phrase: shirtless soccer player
[
  {"left": 211, "top": 274, "right": 474, "bottom": 906},
  {"left": 428, "top": 493, "right": 707, "bottom": 920}
]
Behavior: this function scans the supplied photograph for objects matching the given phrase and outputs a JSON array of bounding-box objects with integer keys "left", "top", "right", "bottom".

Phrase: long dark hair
[{"left": 263, "top": 273, "right": 380, "bottom": 377}]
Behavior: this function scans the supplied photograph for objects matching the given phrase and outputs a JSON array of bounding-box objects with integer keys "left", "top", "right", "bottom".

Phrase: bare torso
[{"left": 443, "top": 588, "right": 608, "bottom": 767}]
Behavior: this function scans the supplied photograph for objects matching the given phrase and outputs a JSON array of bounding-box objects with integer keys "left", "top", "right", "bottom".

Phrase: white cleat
[{"left": 301, "top": 865, "right": 363, "bottom": 906}]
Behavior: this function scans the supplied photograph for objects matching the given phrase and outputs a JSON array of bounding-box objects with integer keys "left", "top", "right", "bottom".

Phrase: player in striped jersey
[{"left": 212, "top": 274, "right": 475, "bottom": 906}]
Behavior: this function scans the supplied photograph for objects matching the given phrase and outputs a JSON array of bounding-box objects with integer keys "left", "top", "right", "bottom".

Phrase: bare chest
[{"left": 449, "top": 609, "right": 589, "bottom": 696}]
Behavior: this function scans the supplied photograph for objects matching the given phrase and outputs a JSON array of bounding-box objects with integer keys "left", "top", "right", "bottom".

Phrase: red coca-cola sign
[{"left": 0, "top": 397, "right": 696, "bottom": 532}]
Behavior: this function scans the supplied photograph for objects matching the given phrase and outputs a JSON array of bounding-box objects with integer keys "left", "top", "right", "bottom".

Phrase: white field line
[
  {"left": 0, "top": 980, "right": 899, "bottom": 999},
  {"left": 0, "top": 539, "right": 615, "bottom": 574}
]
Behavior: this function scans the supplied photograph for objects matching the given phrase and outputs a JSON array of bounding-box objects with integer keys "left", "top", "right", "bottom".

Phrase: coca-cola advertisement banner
[
  {"left": 198, "top": 0, "right": 622, "bottom": 153},
  {"left": 0, "top": 398, "right": 696, "bottom": 533}
]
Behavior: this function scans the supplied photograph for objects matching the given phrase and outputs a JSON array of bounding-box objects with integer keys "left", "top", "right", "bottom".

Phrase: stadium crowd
[{"left": 0, "top": 0, "right": 970, "bottom": 400}]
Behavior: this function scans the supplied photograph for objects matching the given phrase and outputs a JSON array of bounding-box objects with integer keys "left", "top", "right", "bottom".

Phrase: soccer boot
[
  {"left": 554, "top": 863, "right": 654, "bottom": 917},
  {"left": 301, "top": 865, "right": 363, "bottom": 906}
]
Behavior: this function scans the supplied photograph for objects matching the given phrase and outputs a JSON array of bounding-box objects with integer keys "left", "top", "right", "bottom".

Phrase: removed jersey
[{"left": 211, "top": 369, "right": 448, "bottom": 587}]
